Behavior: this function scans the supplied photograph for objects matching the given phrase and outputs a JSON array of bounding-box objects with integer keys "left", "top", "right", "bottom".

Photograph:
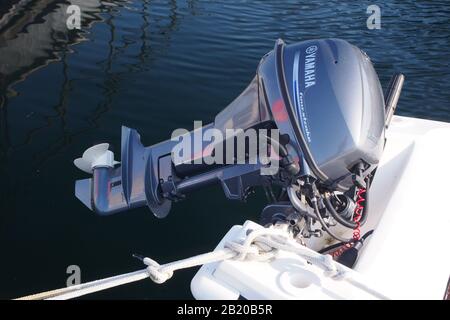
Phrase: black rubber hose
[
  {"left": 318, "top": 229, "right": 374, "bottom": 254},
  {"left": 312, "top": 198, "right": 354, "bottom": 243},
  {"left": 324, "top": 194, "right": 357, "bottom": 229},
  {"left": 318, "top": 241, "right": 348, "bottom": 254},
  {"left": 323, "top": 185, "right": 370, "bottom": 229}
]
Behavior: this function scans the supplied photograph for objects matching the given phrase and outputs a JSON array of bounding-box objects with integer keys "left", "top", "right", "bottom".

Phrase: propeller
[{"left": 74, "top": 143, "right": 119, "bottom": 173}]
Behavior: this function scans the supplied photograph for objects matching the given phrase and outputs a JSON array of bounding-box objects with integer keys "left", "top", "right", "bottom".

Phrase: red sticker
[{"left": 272, "top": 99, "right": 288, "bottom": 122}]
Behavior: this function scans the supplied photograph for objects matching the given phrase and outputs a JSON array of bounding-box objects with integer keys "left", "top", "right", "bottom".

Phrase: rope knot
[
  {"left": 225, "top": 238, "right": 277, "bottom": 262},
  {"left": 144, "top": 258, "right": 173, "bottom": 284},
  {"left": 225, "top": 241, "right": 260, "bottom": 261}
]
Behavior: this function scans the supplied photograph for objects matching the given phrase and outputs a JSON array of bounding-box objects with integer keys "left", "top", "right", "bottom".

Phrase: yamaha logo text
[{"left": 304, "top": 45, "right": 317, "bottom": 88}]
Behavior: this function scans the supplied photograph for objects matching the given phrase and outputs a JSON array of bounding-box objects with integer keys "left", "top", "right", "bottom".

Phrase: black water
[{"left": 0, "top": 0, "right": 449, "bottom": 299}]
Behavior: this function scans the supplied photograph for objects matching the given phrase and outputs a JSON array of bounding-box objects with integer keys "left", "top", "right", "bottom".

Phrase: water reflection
[
  {"left": 0, "top": 2, "right": 199, "bottom": 299},
  {"left": 0, "top": 0, "right": 192, "bottom": 170},
  {"left": 0, "top": 0, "right": 100, "bottom": 161},
  {"left": 0, "top": 1, "right": 98, "bottom": 91}
]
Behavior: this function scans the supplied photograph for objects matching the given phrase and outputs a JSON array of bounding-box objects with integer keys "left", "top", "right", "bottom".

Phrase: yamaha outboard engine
[{"left": 74, "top": 38, "right": 403, "bottom": 246}]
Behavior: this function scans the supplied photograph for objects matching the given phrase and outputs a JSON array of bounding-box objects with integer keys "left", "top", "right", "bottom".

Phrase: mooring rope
[
  {"left": 16, "top": 269, "right": 149, "bottom": 300},
  {"left": 16, "top": 227, "right": 388, "bottom": 300}
]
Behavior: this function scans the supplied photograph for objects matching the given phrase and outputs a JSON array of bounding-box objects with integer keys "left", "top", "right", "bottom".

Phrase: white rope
[
  {"left": 16, "top": 269, "right": 149, "bottom": 300},
  {"left": 17, "top": 226, "right": 388, "bottom": 300},
  {"left": 143, "top": 249, "right": 236, "bottom": 284}
]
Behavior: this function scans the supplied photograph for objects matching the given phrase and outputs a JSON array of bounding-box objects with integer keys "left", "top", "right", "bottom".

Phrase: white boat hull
[{"left": 191, "top": 115, "right": 450, "bottom": 300}]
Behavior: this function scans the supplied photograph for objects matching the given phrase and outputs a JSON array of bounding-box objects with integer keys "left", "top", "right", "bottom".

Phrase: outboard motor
[{"left": 74, "top": 38, "right": 403, "bottom": 245}]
